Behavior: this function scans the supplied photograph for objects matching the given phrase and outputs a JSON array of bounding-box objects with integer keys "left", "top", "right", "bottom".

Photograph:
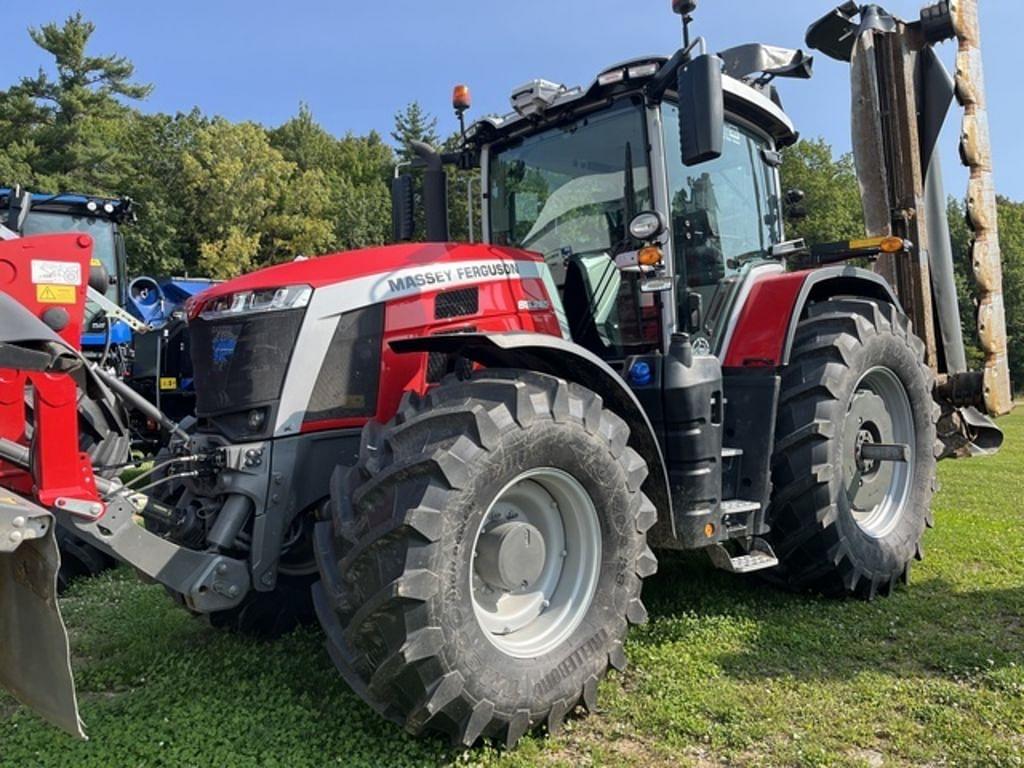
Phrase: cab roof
[
  {"left": 0, "top": 188, "right": 132, "bottom": 224},
  {"left": 467, "top": 54, "right": 798, "bottom": 149}
]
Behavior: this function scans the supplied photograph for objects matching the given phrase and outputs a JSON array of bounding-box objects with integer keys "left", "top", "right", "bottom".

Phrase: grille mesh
[{"left": 434, "top": 287, "right": 479, "bottom": 320}]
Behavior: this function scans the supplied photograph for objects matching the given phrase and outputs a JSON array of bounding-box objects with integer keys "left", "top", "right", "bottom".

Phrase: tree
[
  {"left": 950, "top": 196, "right": 1024, "bottom": 391},
  {"left": 390, "top": 102, "right": 439, "bottom": 163},
  {"left": 271, "top": 104, "right": 394, "bottom": 250},
  {"left": 118, "top": 109, "right": 208, "bottom": 276},
  {"left": 780, "top": 138, "right": 864, "bottom": 244},
  {"left": 0, "top": 13, "right": 151, "bottom": 193},
  {"left": 179, "top": 119, "right": 334, "bottom": 278},
  {"left": 390, "top": 102, "right": 444, "bottom": 241}
]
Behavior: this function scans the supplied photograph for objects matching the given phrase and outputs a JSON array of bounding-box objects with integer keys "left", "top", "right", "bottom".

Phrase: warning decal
[
  {"left": 36, "top": 284, "right": 76, "bottom": 304},
  {"left": 31, "top": 260, "right": 82, "bottom": 286}
]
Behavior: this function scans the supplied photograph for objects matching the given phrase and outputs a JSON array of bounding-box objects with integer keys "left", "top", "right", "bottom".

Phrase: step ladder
[{"left": 707, "top": 535, "right": 779, "bottom": 574}]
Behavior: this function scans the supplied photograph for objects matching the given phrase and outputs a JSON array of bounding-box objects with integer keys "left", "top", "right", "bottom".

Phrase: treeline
[
  {"left": 0, "top": 14, "right": 470, "bottom": 278},
  {"left": 1, "top": 14, "right": 1021, "bottom": 387}
]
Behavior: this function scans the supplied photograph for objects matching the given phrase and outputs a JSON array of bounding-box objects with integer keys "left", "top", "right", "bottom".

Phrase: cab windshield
[
  {"left": 22, "top": 212, "right": 118, "bottom": 272},
  {"left": 488, "top": 100, "right": 660, "bottom": 360}
]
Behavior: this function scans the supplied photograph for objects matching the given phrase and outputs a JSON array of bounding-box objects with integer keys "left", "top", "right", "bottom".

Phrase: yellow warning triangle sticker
[{"left": 36, "top": 284, "right": 76, "bottom": 304}]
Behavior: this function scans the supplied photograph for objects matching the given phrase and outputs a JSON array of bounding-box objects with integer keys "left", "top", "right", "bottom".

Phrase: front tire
[
  {"left": 768, "top": 298, "right": 938, "bottom": 598},
  {"left": 313, "top": 370, "right": 658, "bottom": 747},
  {"left": 55, "top": 526, "right": 116, "bottom": 593}
]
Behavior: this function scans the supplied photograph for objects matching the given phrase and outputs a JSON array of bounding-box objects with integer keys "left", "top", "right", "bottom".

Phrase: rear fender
[
  {"left": 722, "top": 266, "right": 899, "bottom": 369},
  {"left": 390, "top": 332, "right": 673, "bottom": 538}
]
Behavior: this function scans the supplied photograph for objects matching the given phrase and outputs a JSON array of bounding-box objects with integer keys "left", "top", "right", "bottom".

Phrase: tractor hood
[{"left": 188, "top": 242, "right": 546, "bottom": 313}]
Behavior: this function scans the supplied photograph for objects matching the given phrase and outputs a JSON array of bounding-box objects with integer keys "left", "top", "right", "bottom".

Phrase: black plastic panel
[{"left": 303, "top": 304, "right": 383, "bottom": 423}]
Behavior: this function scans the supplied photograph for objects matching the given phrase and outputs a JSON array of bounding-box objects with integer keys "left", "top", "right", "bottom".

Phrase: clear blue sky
[{"left": 4, "top": 0, "right": 1022, "bottom": 199}]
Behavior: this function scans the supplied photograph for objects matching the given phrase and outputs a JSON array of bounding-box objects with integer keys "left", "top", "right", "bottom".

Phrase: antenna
[{"left": 671, "top": 0, "right": 698, "bottom": 48}]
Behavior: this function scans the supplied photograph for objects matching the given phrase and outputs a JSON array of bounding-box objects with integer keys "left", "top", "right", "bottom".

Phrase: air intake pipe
[{"left": 410, "top": 140, "right": 450, "bottom": 242}]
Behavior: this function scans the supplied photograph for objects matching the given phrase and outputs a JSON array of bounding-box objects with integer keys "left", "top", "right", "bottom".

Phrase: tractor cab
[
  {"left": 0, "top": 188, "right": 133, "bottom": 331},
  {"left": 474, "top": 59, "right": 801, "bottom": 362}
]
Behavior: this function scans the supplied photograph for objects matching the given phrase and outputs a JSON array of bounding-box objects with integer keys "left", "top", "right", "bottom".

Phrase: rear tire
[
  {"left": 767, "top": 298, "right": 938, "bottom": 598},
  {"left": 313, "top": 370, "right": 657, "bottom": 747}
]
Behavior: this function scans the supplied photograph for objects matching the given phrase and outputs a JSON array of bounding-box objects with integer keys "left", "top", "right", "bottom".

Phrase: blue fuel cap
[{"left": 629, "top": 360, "right": 652, "bottom": 386}]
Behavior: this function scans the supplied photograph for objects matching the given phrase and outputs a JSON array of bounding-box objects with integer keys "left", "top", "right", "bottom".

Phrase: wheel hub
[
  {"left": 475, "top": 521, "right": 547, "bottom": 592},
  {"left": 844, "top": 391, "right": 894, "bottom": 512},
  {"left": 470, "top": 469, "right": 601, "bottom": 658},
  {"left": 842, "top": 367, "right": 915, "bottom": 538}
]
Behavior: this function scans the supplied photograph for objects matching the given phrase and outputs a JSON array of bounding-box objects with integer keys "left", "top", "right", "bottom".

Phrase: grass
[{"left": 2, "top": 415, "right": 1023, "bottom": 767}]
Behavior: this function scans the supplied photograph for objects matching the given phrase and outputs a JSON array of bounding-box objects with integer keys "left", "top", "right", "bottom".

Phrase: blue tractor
[{"left": 0, "top": 187, "right": 214, "bottom": 449}]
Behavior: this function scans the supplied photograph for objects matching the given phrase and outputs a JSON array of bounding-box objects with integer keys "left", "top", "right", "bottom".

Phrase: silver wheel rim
[
  {"left": 844, "top": 366, "right": 915, "bottom": 538},
  {"left": 470, "top": 468, "right": 601, "bottom": 659}
]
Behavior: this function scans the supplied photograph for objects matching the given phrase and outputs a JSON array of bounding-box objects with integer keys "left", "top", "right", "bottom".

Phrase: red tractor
[{"left": 0, "top": 0, "right": 1011, "bottom": 748}]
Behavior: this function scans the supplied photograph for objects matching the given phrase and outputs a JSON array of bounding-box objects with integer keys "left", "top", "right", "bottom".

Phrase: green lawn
[{"left": 2, "top": 414, "right": 1023, "bottom": 767}]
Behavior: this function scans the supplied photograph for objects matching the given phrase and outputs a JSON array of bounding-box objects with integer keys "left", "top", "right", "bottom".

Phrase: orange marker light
[
  {"left": 453, "top": 84, "right": 472, "bottom": 111},
  {"left": 638, "top": 246, "right": 663, "bottom": 267},
  {"left": 880, "top": 236, "right": 905, "bottom": 254}
]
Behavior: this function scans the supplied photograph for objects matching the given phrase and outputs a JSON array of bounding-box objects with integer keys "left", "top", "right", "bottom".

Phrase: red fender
[{"left": 722, "top": 267, "right": 900, "bottom": 370}]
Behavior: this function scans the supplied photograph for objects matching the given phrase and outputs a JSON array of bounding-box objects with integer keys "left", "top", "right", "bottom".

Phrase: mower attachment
[{"left": 0, "top": 490, "right": 83, "bottom": 738}]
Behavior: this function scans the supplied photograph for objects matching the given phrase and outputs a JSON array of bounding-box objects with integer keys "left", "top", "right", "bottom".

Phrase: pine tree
[
  {"left": 0, "top": 13, "right": 151, "bottom": 193},
  {"left": 391, "top": 102, "right": 440, "bottom": 162}
]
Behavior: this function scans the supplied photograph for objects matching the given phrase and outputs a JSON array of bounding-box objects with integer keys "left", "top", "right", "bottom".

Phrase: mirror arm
[{"left": 646, "top": 36, "right": 707, "bottom": 100}]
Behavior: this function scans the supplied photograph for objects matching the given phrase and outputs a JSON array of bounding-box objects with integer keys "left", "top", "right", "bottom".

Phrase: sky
[{"left": 4, "top": 0, "right": 1022, "bottom": 200}]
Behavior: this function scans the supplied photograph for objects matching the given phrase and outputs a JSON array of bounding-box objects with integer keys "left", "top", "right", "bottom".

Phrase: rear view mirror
[
  {"left": 685, "top": 291, "right": 703, "bottom": 333},
  {"left": 391, "top": 174, "right": 415, "bottom": 242},
  {"left": 677, "top": 53, "right": 724, "bottom": 166},
  {"left": 88, "top": 259, "right": 110, "bottom": 294},
  {"left": 784, "top": 188, "right": 808, "bottom": 221}
]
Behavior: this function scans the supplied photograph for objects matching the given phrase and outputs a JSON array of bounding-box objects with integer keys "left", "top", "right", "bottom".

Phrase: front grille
[
  {"left": 435, "top": 287, "right": 479, "bottom": 320},
  {"left": 189, "top": 308, "right": 305, "bottom": 416}
]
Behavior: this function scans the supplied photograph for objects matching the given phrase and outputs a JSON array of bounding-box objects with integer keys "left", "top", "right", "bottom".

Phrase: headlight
[{"left": 196, "top": 284, "right": 312, "bottom": 320}]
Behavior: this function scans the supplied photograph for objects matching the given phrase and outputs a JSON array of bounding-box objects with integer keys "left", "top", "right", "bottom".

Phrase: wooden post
[{"left": 953, "top": 0, "right": 1013, "bottom": 415}]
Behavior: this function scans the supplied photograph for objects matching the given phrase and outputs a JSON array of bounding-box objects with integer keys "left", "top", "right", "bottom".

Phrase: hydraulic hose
[{"left": 89, "top": 363, "right": 189, "bottom": 442}]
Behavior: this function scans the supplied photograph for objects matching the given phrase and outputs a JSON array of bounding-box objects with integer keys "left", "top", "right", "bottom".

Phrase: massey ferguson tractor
[{"left": 0, "top": 0, "right": 1012, "bottom": 749}]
